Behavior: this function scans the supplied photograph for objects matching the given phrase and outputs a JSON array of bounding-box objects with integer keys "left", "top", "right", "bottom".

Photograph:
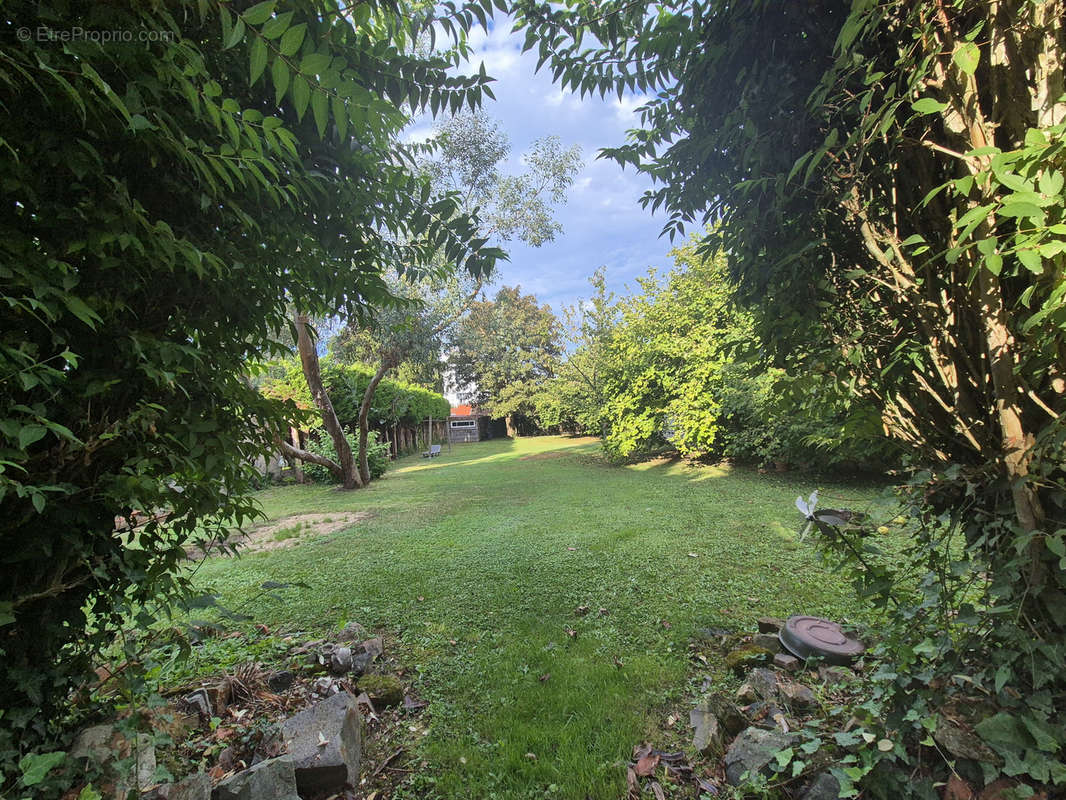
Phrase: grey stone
[
  {"left": 213, "top": 756, "right": 299, "bottom": 800},
  {"left": 724, "top": 727, "right": 794, "bottom": 786},
  {"left": 329, "top": 646, "right": 353, "bottom": 675},
  {"left": 747, "top": 668, "right": 779, "bottom": 700},
  {"left": 773, "top": 652, "right": 801, "bottom": 672},
  {"left": 689, "top": 705, "right": 725, "bottom": 757},
  {"left": 313, "top": 676, "right": 339, "bottom": 695},
  {"left": 267, "top": 670, "right": 294, "bottom": 693},
  {"left": 817, "top": 665, "right": 854, "bottom": 685},
  {"left": 752, "top": 633, "right": 781, "bottom": 652},
  {"left": 71, "top": 724, "right": 156, "bottom": 794},
  {"left": 181, "top": 688, "right": 213, "bottom": 718},
  {"left": 359, "top": 636, "right": 384, "bottom": 661},
  {"left": 757, "top": 617, "right": 785, "bottom": 634},
  {"left": 71, "top": 723, "right": 119, "bottom": 761},
  {"left": 141, "top": 772, "right": 211, "bottom": 800},
  {"left": 281, "top": 691, "right": 361, "bottom": 794},
  {"left": 350, "top": 651, "right": 374, "bottom": 677},
  {"left": 701, "top": 693, "right": 747, "bottom": 737},
  {"left": 934, "top": 716, "right": 1000, "bottom": 764},
  {"left": 800, "top": 772, "right": 841, "bottom": 800},
  {"left": 779, "top": 681, "right": 817, "bottom": 709},
  {"left": 337, "top": 621, "right": 368, "bottom": 641}
]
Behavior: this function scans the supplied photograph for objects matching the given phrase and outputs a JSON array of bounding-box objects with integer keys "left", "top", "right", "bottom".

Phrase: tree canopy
[{"left": 0, "top": 0, "right": 505, "bottom": 749}]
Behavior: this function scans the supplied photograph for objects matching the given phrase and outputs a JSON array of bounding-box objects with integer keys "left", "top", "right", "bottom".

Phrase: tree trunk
[
  {"left": 277, "top": 438, "right": 342, "bottom": 475},
  {"left": 505, "top": 413, "right": 517, "bottom": 437},
  {"left": 290, "top": 427, "right": 305, "bottom": 483},
  {"left": 293, "top": 310, "right": 361, "bottom": 490},
  {"left": 977, "top": 268, "right": 1047, "bottom": 588},
  {"left": 357, "top": 360, "right": 391, "bottom": 484}
]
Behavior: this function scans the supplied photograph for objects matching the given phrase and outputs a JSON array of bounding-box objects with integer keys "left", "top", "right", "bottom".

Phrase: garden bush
[{"left": 303, "top": 430, "right": 389, "bottom": 484}]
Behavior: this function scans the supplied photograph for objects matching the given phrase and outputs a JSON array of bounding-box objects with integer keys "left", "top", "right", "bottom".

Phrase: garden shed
[{"left": 448, "top": 404, "right": 491, "bottom": 443}]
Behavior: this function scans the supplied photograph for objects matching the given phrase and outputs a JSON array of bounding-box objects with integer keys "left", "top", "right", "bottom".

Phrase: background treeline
[{"left": 459, "top": 243, "right": 900, "bottom": 473}]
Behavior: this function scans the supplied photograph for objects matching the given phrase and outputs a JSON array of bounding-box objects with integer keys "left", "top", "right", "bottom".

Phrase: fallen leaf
[
  {"left": 599, "top": 607, "right": 609, "bottom": 616},
  {"left": 687, "top": 552, "right": 698, "bottom": 558},
  {"left": 666, "top": 714, "right": 677, "bottom": 728},
  {"left": 417, "top": 596, "right": 424, "bottom": 602},
  {"left": 661, "top": 620, "right": 672, "bottom": 629},
  {"left": 255, "top": 623, "right": 270, "bottom": 634},
  {"left": 403, "top": 695, "right": 428, "bottom": 711},
  {"left": 567, "top": 547, "right": 577, "bottom": 551},
  {"left": 650, "top": 781, "right": 666, "bottom": 800},
  {"left": 525, "top": 752, "right": 537, "bottom": 760},
  {"left": 626, "top": 767, "right": 640, "bottom": 799},
  {"left": 538, "top": 673, "right": 551, "bottom": 682},
  {"left": 635, "top": 752, "right": 660, "bottom": 777},
  {"left": 576, "top": 605, "right": 590, "bottom": 616},
  {"left": 613, "top": 656, "right": 623, "bottom": 668},
  {"left": 696, "top": 776, "right": 719, "bottom": 795},
  {"left": 317, "top": 731, "right": 330, "bottom": 747},
  {"left": 448, "top": 639, "right": 457, "bottom": 645},
  {"left": 633, "top": 742, "right": 653, "bottom": 760},
  {"left": 565, "top": 628, "right": 577, "bottom": 638},
  {"left": 944, "top": 775, "right": 974, "bottom": 800}
]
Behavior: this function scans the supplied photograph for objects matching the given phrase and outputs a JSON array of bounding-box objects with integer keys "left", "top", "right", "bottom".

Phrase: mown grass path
[{"left": 196, "top": 436, "right": 880, "bottom": 799}]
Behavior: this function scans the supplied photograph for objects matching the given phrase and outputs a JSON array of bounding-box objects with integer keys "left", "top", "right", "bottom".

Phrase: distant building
[{"left": 448, "top": 404, "right": 491, "bottom": 443}]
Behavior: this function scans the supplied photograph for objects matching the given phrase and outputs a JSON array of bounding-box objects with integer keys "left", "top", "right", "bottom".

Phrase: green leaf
[
  {"left": 0, "top": 601, "right": 14, "bottom": 627},
  {"left": 17, "top": 425, "right": 47, "bottom": 450},
  {"left": 299, "top": 53, "right": 331, "bottom": 75},
  {"left": 912, "top": 97, "right": 948, "bottom": 115},
  {"left": 272, "top": 58, "right": 290, "bottom": 105},
  {"left": 292, "top": 77, "right": 311, "bottom": 120},
  {"left": 976, "top": 712, "right": 1031, "bottom": 751},
  {"left": 352, "top": 3, "right": 372, "bottom": 26},
  {"left": 242, "top": 0, "right": 276, "bottom": 25},
  {"left": 311, "top": 91, "right": 328, "bottom": 137},
  {"left": 249, "top": 37, "right": 268, "bottom": 85},
  {"left": 952, "top": 42, "right": 980, "bottom": 75},
  {"left": 1038, "top": 170, "right": 1063, "bottom": 197},
  {"left": 279, "top": 23, "right": 307, "bottom": 56},
  {"left": 998, "top": 202, "right": 1043, "bottom": 220},
  {"left": 1016, "top": 249, "right": 1043, "bottom": 274},
  {"left": 984, "top": 253, "right": 1003, "bottom": 275},
  {"left": 63, "top": 295, "right": 101, "bottom": 328},
  {"left": 19, "top": 751, "right": 66, "bottom": 786},
  {"left": 261, "top": 10, "right": 293, "bottom": 38},
  {"left": 224, "top": 17, "right": 246, "bottom": 50}
]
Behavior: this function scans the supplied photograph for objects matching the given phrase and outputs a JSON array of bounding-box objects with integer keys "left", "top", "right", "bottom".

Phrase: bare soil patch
[{"left": 231, "top": 512, "right": 374, "bottom": 554}]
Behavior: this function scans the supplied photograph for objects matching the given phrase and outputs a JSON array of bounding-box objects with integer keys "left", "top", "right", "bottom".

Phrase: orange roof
[{"left": 450, "top": 404, "right": 474, "bottom": 416}]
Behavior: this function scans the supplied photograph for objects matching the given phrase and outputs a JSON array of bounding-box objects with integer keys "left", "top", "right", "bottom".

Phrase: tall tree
[
  {"left": 449, "top": 286, "right": 562, "bottom": 434},
  {"left": 0, "top": 0, "right": 501, "bottom": 747},
  {"left": 313, "top": 111, "right": 581, "bottom": 475},
  {"left": 514, "top": 0, "right": 1066, "bottom": 788},
  {"left": 536, "top": 267, "right": 617, "bottom": 436}
]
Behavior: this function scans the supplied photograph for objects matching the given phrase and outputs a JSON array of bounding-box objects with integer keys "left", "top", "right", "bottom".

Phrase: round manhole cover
[{"left": 779, "top": 615, "right": 864, "bottom": 664}]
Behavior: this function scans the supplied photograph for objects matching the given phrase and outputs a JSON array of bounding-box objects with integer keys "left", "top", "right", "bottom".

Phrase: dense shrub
[
  {"left": 303, "top": 430, "right": 389, "bottom": 484},
  {"left": 259, "top": 358, "right": 450, "bottom": 430},
  {"left": 801, "top": 465, "right": 1066, "bottom": 796}
]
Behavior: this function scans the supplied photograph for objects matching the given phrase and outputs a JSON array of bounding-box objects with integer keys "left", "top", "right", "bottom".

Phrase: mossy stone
[
  {"left": 723, "top": 645, "right": 773, "bottom": 673},
  {"left": 358, "top": 674, "right": 403, "bottom": 707}
]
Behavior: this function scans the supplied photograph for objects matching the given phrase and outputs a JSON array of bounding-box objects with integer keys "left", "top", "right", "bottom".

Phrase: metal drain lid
[{"left": 779, "top": 615, "right": 865, "bottom": 665}]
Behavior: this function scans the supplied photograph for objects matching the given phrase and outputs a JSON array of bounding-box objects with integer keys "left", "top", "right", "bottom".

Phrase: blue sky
[{"left": 407, "top": 19, "right": 678, "bottom": 315}]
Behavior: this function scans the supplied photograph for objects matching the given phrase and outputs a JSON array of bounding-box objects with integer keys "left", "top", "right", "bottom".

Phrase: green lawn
[{"left": 192, "top": 436, "right": 881, "bottom": 799}]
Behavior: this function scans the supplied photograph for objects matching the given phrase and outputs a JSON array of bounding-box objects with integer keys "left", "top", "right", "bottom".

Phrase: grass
[{"left": 191, "top": 436, "right": 883, "bottom": 799}]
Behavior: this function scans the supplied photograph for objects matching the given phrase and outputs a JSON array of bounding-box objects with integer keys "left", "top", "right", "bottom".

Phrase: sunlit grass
[{"left": 192, "top": 436, "right": 882, "bottom": 799}]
